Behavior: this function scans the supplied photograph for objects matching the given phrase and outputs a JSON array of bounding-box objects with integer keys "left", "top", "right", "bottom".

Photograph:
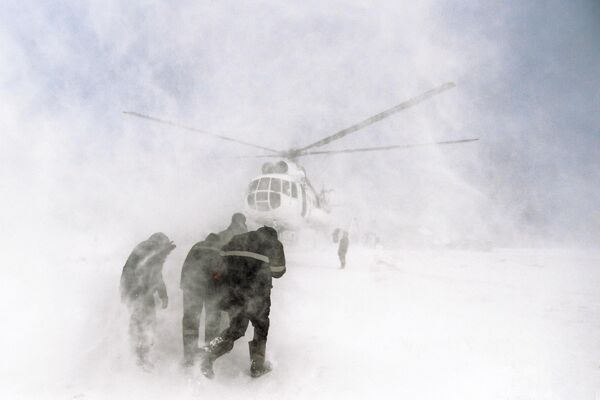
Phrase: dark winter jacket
[
  {"left": 219, "top": 227, "right": 286, "bottom": 308},
  {"left": 120, "top": 239, "right": 174, "bottom": 305},
  {"left": 180, "top": 235, "right": 224, "bottom": 294}
]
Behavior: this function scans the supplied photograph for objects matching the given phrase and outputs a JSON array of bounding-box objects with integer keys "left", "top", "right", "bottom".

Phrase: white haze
[{"left": 1, "top": 1, "right": 599, "bottom": 399}]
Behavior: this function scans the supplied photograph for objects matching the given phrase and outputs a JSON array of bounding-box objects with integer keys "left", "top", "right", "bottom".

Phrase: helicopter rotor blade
[
  {"left": 206, "top": 154, "right": 280, "bottom": 159},
  {"left": 208, "top": 137, "right": 479, "bottom": 159},
  {"left": 290, "top": 82, "right": 456, "bottom": 156},
  {"left": 292, "top": 138, "right": 479, "bottom": 157},
  {"left": 123, "top": 111, "right": 281, "bottom": 154},
  {"left": 212, "top": 154, "right": 285, "bottom": 159}
]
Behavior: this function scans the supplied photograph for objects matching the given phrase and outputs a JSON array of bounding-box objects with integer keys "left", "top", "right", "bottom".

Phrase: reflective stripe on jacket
[{"left": 220, "top": 249, "right": 286, "bottom": 277}]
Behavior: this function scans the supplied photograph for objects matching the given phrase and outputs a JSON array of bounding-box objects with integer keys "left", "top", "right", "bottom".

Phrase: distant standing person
[
  {"left": 180, "top": 233, "right": 225, "bottom": 367},
  {"left": 120, "top": 232, "right": 176, "bottom": 370},
  {"left": 338, "top": 230, "right": 349, "bottom": 269}
]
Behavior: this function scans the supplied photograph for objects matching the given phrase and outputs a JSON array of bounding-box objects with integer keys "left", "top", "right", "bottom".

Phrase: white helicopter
[{"left": 124, "top": 82, "right": 478, "bottom": 231}]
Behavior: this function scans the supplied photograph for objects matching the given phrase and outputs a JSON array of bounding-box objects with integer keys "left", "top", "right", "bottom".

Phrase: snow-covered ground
[{"left": 3, "top": 244, "right": 599, "bottom": 399}]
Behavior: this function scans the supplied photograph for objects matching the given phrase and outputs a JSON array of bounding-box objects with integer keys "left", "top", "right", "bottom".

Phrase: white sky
[{"left": 1, "top": 0, "right": 599, "bottom": 249}]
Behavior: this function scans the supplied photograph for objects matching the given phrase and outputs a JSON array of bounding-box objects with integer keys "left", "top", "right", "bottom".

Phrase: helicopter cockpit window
[
  {"left": 258, "top": 178, "right": 270, "bottom": 190},
  {"left": 270, "top": 192, "right": 281, "bottom": 208},
  {"left": 282, "top": 180, "right": 290, "bottom": 196},
  {"left": 256, "top": 191, "right": 268, "bottom": 201},
  {"left": 249, "top": 179, "right": 259, "bottom": 191},
  {"left": 246, "top": 177, "right": 284, "bottom": 211},
  {"left": 291, "top": 183, "right": 298, "bottom": 198},
  {"left": 270, "top": 178, "right": 281, "bottom": 193}
]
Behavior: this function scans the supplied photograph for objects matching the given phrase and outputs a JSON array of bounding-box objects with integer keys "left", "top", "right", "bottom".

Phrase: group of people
[{"left": 119, "top": 213, "right": 287, "bottom": 379}]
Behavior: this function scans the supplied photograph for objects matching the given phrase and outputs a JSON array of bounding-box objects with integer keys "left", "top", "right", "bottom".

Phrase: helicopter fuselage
[{"left": 244, "top": 160, "right": 329, "bottom": 230}]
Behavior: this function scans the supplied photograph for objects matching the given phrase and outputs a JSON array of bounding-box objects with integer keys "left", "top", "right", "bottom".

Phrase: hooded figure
[
  {"left": 179, "top": 233, "right": 225, "bottom": 367},
  {"left": 120, "top": 232, "right": 175, "bottom": 369},
  {"left": 199, "top": 226, "right": 286, "bottom": 379},
  {"left": 217, "top": 213, "right": 248, "bottom": 245}
]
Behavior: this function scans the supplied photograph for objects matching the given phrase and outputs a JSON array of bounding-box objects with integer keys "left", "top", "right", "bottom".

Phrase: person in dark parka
[
  {"left": 199, "top": 226, "right": 286, "bottom": 378},
  {"left": 180, "top": 233, "right": 225, "bottom": 367},
  {"left": 338, "top": 230, "right": 349, "bottom": 269},
  {"left": 120, "top": 232, "right": 175, "bottom": 369},
  {"left": 179, "top": 214, "right": 247, "bottom": 368}
]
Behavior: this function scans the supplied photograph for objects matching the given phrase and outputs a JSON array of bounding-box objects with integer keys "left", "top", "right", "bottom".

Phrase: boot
[
  {"left": 198, "top": 348, "right": 215, "bottom": 379},
  {"left": 249, "top": 340, "right": 271, "bottom": 378},
  {"left": 198, "top": 336, "right": 233, "bottom": 379}
]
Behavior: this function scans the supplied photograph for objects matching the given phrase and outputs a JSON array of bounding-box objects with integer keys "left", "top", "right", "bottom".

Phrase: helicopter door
[{"left": 300, "top": 184, "right": 307, "bottom": 217}]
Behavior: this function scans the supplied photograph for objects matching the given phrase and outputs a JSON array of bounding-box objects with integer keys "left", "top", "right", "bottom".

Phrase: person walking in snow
[
  {"left": 199, "top": 226, "right": 286, "bottom": 379},
  {"left": 338, "top": 230, "right": 349, "bottom": 269},
  {"left": 180, "top": 232, "right": 226, "bottom": 367},
  {"left": 120, "top": 232, "right": 175, "bottom": 370},
  {"left": 179, "top": 214, "right": 248, "bottom": 368}
]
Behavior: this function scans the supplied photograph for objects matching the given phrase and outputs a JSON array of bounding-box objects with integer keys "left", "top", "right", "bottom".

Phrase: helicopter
[{"left": 124, "top": 82, "right": 478, "bottom": 231}]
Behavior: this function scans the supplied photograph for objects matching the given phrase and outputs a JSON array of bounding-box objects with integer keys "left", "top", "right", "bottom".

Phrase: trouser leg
[
  {"left": 200, "top": 308, "right": 249, "bottom": 378},
  {"left": 338, "top": 251, "right": 346, "bottom": 268},
  {"left": 249, "top": 296, "right": 271, "bottom": 377},
  {"left": 182, "top": 291, "right": 203, "bottom": 366},
  {"left": 206, "top": 309, "right": 249, "bottom": 360},
  {"left": 129, "top": 301, "right": 156, "bottom": 368},
  {"left": 250, "top": 296, "right": 270, "bottom": 342},
  {"left": 204, "top": 297, "right": 223, "bottom": 344}
]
